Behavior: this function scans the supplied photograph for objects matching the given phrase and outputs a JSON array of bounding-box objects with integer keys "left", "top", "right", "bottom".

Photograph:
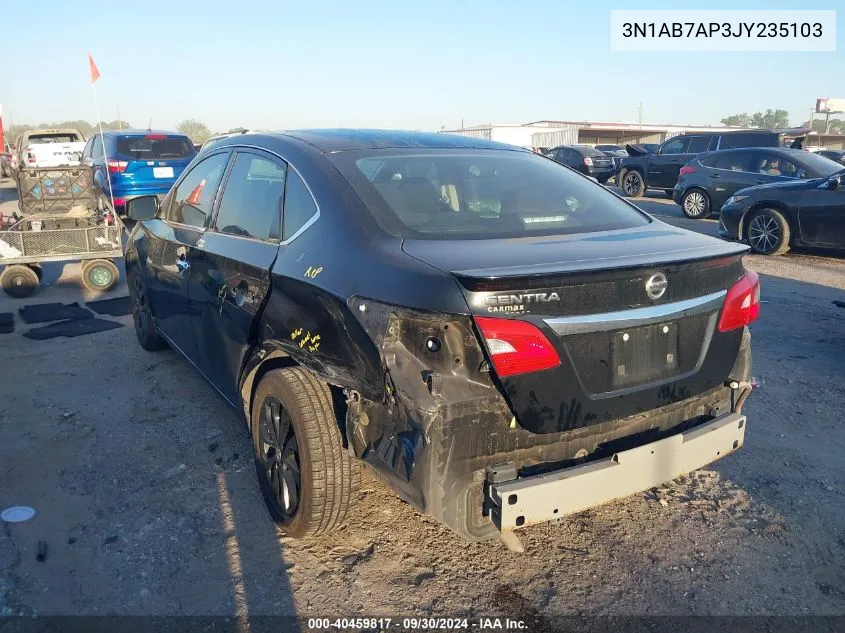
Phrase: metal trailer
[{"left": 0, "top": 166, "right": 123, "bottom": 298}]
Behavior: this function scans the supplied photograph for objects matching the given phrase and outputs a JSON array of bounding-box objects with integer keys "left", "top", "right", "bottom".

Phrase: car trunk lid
[{"left": 402, "top": 225, "right": 752, "bottom": 434}]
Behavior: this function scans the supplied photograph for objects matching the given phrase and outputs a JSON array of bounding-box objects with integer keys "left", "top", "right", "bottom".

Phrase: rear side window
[
  {"left": 331, "top": 149, "right": 650, "bottom": 240},
  {"left": 751, "top": 153, "right": 804, "bottom": 178},
  {"left": 116, "top": 135, "right": 196, "bottom": 160},
  {"left": 214, "top": 153, "right": 286, "bottom": 241},
  {"left": 168, "top": 152, "right": 230, "bottom": 228},
  {"left": 282, "top": 170, "right": 318, "bottom": 241},
  {"left": 687, "top": 136, "right": 712, "bottom": 153},
  {"left": 719, "top": 133, "right": 779, "bottom": 149},
  {"left": 701, "top": 152, "right": 753, "bottom": 172}
]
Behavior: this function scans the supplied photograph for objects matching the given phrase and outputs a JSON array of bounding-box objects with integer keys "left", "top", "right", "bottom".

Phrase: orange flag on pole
[{"left": 88, "top": 53, "right": 101, "bottom": 84}]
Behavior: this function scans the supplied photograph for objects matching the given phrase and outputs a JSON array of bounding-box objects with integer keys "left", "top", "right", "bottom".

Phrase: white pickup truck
[{"left": 11, "top": 128, "right": 87, "bottom": 173}]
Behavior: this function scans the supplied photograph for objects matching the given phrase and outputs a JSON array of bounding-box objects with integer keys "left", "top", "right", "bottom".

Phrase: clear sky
[{"left": 2, "top": 0, "right": 841, "bottom": 132}]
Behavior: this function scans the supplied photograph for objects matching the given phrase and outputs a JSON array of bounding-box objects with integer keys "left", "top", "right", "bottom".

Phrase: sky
[{"left": 1, "top": 0, "right": 842, "bottom": 133}]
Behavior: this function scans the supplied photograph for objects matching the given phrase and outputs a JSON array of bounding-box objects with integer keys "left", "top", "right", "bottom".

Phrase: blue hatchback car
[{"left": 81, "top": 129, "right": 197, "bottom": 211}]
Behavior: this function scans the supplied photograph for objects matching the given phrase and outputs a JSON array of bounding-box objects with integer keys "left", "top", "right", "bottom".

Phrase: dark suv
[
  {"left": 618, "top": 130, "right": 805, "bottom": 198},
  {"left": 124, "top": 130, "right": 758, "bottom": 547}
]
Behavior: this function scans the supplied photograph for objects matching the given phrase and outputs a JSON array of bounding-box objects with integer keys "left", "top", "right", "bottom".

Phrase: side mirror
[
  {"left": 828, "top": 175, "right": 841, "bottom": 191},
  {"left": 126, "top": 195, "right": 160, "bottom": 221}
]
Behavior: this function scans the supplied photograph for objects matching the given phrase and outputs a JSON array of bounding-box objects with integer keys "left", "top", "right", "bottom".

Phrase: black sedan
[
  {"left": 123, "top": 130, "right": 757, "bottom": 544},
  {"left": 719, "top": 169, "right": 845, "bottom": 254},
  {"left": 673, "top": 148, "right": 843, "bottom": 219},
  {"left": 816, "top": 149, "right": 845, "bottom": 166},
  {"left": 547, "top": 145, "right": 616, "bottom": 183}
]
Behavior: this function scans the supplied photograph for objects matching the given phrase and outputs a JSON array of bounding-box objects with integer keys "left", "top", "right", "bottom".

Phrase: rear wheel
[
  {"left": 747, "top": 208, "right": 791, "bottom": 255},
  {"left": 251, "top": 367, "right": 359, "bottom": 538},
  {"left": 620, "top": 169, "right": 646, "bottom": 197},
  {"left": 0, "top": 264, "right": 39, "bottom": 298},
  {"left": 128, "top": 267, "right": 167, "bottom": 351},
  {"left": 681, "top": 189, "right": 711, "bottom": 219},
  {"left": 81, "top": 259, "right": 119, "bottom": 292}
]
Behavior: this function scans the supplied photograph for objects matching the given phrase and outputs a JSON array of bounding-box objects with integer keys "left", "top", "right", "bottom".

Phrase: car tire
[
  {"left": 620, "top": 169, "right": 646, "bottom": 197},
  {"left": 680, "top": 188, "right": 711, "bottom": 219},
  {"left": 251, "top": 367, "right": 359, "bottom": 538},
  {"left": 746, "top": 208, "right": 791, "bottom": 255},
  {"left": 81, "top": 259, "right": 119, "bottom": 292},
  {"left": 128, "top": 266, "right": 167, "bottom": 351},
  {"left": 0, "top": 264, "right": 39, "bottom": 298}
]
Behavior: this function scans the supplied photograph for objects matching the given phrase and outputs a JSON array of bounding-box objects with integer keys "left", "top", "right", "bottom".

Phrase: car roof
[
  {"left": 264, "top": 129, "right": 524, "bottom": 153},
  {"left": 102, "top": 129, "right": 188, "bottom": 137},
  {"left": 696, "top": 147, "right": 816, "bottom": 160}
]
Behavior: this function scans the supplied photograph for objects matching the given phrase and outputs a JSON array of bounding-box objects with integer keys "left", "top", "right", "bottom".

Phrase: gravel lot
[{"left": 1, "top": 178, "right": 843, "bottom": 624}]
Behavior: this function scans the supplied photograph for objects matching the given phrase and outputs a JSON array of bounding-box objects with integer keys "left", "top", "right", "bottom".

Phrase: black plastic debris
[
  {"left": 36, "top": 540, "right": 48, "bottom": 562},
  {"left": 19, "top": 302, "right": 92, "bottom": 324},
  {"left": 23, "top": 317, "right": 123, "bottom": 340},
  {"left": 86, "top": 296, "right": 133, "bottom": 317}
]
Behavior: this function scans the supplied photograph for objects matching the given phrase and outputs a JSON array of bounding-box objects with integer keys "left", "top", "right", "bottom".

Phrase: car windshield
[
  {"left": 798, "top": 151, "right": 845, "bottom": 177},
  {"left": 331, "top": 149, "right": 650, "bottom": 240},
  {"left": 116, "top": 135, "right": 196, "bottom": 160}
]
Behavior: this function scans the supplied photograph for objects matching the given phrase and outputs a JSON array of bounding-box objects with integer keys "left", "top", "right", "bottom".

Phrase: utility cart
[{"left": 0, "top": 165, "right": 122, "bottom": 298}]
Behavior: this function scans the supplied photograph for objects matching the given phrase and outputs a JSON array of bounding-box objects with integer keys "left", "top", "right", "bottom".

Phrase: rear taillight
[
  {"left": 583, "top": 156, "right": 593, "bottom": 166},
  {"left": 26, "top": 151, "right": 35, "bottom": 163},
  {"left": 107, "top": 160, "right": 128, "bottom": 173},
  {"left": 718, "top": 270, "right": 761, "bottom": 332},
  {"left": 679, "top": 166, "right": 697, "bottom": 176},
  {"left": 145, "top": 134, "right": 166, "bottom": 140},
  {"left": 474, "top": 317, "right": 561, "bottom": 378}
]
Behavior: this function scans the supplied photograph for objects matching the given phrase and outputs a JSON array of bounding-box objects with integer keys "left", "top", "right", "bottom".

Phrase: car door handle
[
  {"left": 176, "top": 259, "right": 190, "bottom": 272},
  {"left": 709, "top": 174, "right": 720, "bottom": 179}
]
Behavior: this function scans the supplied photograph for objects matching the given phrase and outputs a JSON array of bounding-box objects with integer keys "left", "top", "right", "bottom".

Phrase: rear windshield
[
  {"left": 331, "top": 149, "right": 650, "bottom": 240},
  {"left": 116, "top": 135, "right": 196, "bottom": 160},
  {"left": 595, "top": 145, "right": 623, "bottom": 151},
  {"left": 28, "top": 133, "right": 81, "bottom": 144}
]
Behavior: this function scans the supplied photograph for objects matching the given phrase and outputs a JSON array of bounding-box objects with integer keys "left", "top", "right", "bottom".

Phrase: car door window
[
  {"left": 660, "top": 137, "right": 690, "bottom": 155},
  {"left": 555, "top": 149, "right": 571, "bottom": 163},
  {"left": 214, "top": 152, "right": 286, "bottom": 241},
  {"left": 714, "top": 152, "right": 753, "bottom": 172},
  {"left": 752, "top": 153, "right": 803, "bottom": 178},
  {"left": 82, "top": 137, "right": 94, "bottom": 160},
  {"left": 687, "top": 136, "right": 712, "bottom": 153},
  {"left": 90, "top": 136, "right": 103, "bottom": 159},
  {"left": 283, "top": 168, "right": 318, "bottom": 241},
  {"left": 167, "top": 152, "right": 230, "bottom": 228}
]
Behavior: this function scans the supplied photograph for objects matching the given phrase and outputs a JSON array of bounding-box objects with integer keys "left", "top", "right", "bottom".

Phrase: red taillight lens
[
  {"left": 583, "top": 156, "right": 593, "bottom": 166},
  {"left": 718, "top": 270, "right": 761, "bottom": 332},
  {"left": 111, "top": 197, "right": 126, "bottom": 207},
  {"left": 679, "top": 165, "right": 697, "bottom": 176},
  {"left": 474, "top": 317, "right": 561, "bottom": 378},
  {"left": 107, "top": 160, "right": 128, "bottom": 173},
  {"left": 26, "top": 151, "right": 35, "bottom": 163},
  {"left": 145, "top": 134, "right": 166, "bottom": 140}
]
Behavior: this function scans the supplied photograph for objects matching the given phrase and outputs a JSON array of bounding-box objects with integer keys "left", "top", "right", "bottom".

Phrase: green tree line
[{"left": 720, "top": 109, "right": 843, "bottom": 134}]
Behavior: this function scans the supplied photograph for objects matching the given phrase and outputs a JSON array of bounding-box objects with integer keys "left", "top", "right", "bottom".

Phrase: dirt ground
[{"left": 1, "top": 179, "right": 843, "bottom": 625}]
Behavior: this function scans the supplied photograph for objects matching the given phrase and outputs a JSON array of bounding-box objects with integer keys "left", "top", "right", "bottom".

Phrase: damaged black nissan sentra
[{"left": 124, "top": 130, "right": 759, "bottom": 548}]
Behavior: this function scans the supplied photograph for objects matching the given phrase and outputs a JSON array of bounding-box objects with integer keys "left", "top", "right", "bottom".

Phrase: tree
[
  {"left": 721, "top": 113, "right": 751, "bottom": 127},
  {"left": 750, "top": 109, "right": 790, "bottom": 129},
  {"left": 176, "top": 119, "right": 213, "bottom": 144},
  {"left": 721, "top": 109, "right": 790, "bottom": 129}
]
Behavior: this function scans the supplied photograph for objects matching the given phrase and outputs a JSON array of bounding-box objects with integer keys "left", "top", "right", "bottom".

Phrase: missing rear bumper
[{"left": 487, "top": 412, "right": 746, "bottom": 531}]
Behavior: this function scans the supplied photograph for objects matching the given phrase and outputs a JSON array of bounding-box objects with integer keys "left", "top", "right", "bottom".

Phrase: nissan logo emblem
[{"left": 645, "top": 273, "right": 668, "bottom": 300}]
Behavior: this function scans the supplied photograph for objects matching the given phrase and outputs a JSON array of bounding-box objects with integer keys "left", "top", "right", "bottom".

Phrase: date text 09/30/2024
[{"left": 306, "top": 617, "right": 528, "bottom": 630}]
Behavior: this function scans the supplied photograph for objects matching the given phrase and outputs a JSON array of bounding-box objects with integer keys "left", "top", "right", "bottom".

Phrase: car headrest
[{"left": 398, "top": 177, "right": 442, "bottom": 215}]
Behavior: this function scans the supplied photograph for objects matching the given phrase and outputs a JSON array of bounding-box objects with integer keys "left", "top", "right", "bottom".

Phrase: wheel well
[
  {"left": 245, "top": 355, "right": 349, "bottom": 449},
  {"left": 740, "top": 203, "right": 792, "bottom": 241}
]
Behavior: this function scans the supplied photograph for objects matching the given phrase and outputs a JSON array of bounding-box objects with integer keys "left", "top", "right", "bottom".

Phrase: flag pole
[{"left": 89, "top": 53, "right": 115, "bottom": 217}]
